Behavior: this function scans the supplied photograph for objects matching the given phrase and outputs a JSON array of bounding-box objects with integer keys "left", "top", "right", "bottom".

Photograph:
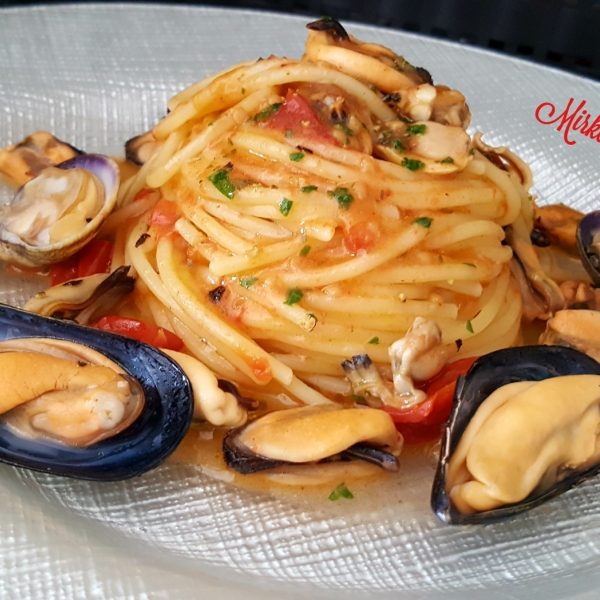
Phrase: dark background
[{"left": 1, "top": 0, "right": 599, "bottom": 81}]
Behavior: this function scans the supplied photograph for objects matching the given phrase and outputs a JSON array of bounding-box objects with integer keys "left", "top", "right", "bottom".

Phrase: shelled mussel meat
[
  {"left": 0, "top": 303, "right": 193, "bottom": 480},
  {"left": 224, "top": 405, "right": 402, "bottom": 474},
  {"left": 431, "top": 345, "right": 600, "bottom": 524}
]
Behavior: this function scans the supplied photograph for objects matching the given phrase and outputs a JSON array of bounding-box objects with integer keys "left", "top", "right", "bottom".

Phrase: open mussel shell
[
  {"left": 576, "top": 210, "right": 600, "bottom": 286},
  {"left": 431, "top": 345, "right": 600, "bottom": 525},
  {"left": 0, "top": 304, "right": 193, "bottom": 481}
]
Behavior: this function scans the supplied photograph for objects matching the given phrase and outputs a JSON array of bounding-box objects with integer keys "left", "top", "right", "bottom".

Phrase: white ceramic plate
[{"left": 1, "top": 4, "right": 600, "bottom": 599}]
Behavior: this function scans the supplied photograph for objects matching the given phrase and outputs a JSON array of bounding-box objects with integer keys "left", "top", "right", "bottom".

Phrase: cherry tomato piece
[
  {"left": 264, "top": 89, "right": 338, "bottom": 145},
  {"left": 91, "top": 316, "right": 184, "bottom": 351},
  {"left": 343, "top": 222, "right": 380, "bottom": 253},
  {"left": 382, "top": 356, "right": 478, "bottom": 443},
  {"left": 149, "top": 199, "right": 180, "bottom": 237},
  {"left": 49, "top": 238, "right": 113, "bottom": 286}
]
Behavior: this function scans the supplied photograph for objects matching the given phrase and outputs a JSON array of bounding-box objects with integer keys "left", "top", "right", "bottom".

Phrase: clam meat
[
  {"left": 431, "top": 345, "right": 600, "bottom": 524},
  {"left": 0, "top": 303, "right": 193, "bottom": 480},
  {"left": 224, "top": 404, "right": 402, "bottom": 474},
  {"left": 0, "top": 131, "right": 82, "bottom": 188},
  {"left": 0, "top": 154, "right": 119, "bottom": 267}
]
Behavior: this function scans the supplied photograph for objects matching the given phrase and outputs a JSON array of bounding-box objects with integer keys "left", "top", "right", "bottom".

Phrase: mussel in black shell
[
  {"left": 431, "top": 345, "right": 600, "bottom": 524},
  {"left": 0, "top": 303, "right": 193, "bottom": 481},
  {"left": 576, "top": 209, "right": 600, "bottom": 286}
]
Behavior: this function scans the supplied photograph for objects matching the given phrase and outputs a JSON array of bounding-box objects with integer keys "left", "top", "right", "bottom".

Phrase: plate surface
[{"left": 1, "top": 4, "right": 600, "bottom": 599}]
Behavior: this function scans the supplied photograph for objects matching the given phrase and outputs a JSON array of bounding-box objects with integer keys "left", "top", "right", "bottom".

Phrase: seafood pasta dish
[{"left": 0, "top": 18, "right": 599, "bottom": 524}]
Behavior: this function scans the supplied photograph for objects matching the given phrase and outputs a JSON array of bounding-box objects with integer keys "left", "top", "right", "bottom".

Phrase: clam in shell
[{"left": 0, "top": 154, "right": 119, "bottom": 267}]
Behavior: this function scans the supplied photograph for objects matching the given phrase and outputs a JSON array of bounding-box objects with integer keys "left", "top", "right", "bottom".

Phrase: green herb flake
[
  {"left": 466, "top": 320, "right": 474, "bottom": 334},
  {"left": 328, "top": 187, "right": 354, "bottom": 209},
  {"left": 469, "top": 148, "right": 475, "bottom": 156},
  {"left": 335, "top": 122, "right": 353, "bottom": 137},
  {"left": 279, "top": 197, "right": 293, "bottom": 216},
  {"left": 289, "top": 151, "right": 305, "bottom": 162},
  {"left": 368, "top": 336, "right": 380, "bottom": 345},
  {"left": 440, "top": 156, "right": 455, "bottom": 164},
  {"left": 301, "top": 185, "right": 318, "bottom": 193},
  {"left": 208, "top": 167, "right": 236, "bottom": 199},
  {"left": 413, "top": 216, "right": 433, "bottom": 228},
  {"left": 401, "top": 157, "right": 425, "bottom": 171},
  {"left": 239, "top": 276, "right": 258, "bottom": 289},
  {"left": 406, "top": 123, "right": 427, "bottom": 135},
  {"left": 252, "top": 102, "right": 282, "bottom": 123},
  {"left": 284, "top": 288, "right": 303, "bottom": 305},
  {"left": 300, "top": 244, "right": 311, "bottom": 256},
  {"left": 328, "top": 483, "right": 354, "bottom": 501},
  {"left": 284, "top": 129, "right": 294, "bottom": 138},
  {"left": 392, "top": 139, "right": 405, "bottom": 152},
  {"left": 352, "top": 394, "right": 366, "bottom": 404}
]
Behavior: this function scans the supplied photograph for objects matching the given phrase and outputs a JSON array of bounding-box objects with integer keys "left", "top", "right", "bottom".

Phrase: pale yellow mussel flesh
[
  {"left": 446, "top": 374, "right": 600, "bottom": 515},
  {"left": 0, "top": 338, "right": 144, "bottom": 447}
]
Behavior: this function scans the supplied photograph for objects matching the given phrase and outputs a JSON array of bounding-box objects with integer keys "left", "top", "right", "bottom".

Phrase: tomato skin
[
  {"left": 50, "top": 257, "right": 79, "bottom": 286},
  {"left": 77, "top": 239, "right": 114, "bottom": 278},
  {"left": 149, "top": 199, "right": 180, "bottom": 237},
  {"left": 91, "top": 316, "right": 184, "bottom": 351},
  {"left": 264, "top": 89, "right": 338, "bottom": 145},
  {"left": 49, "top": 239, "right": 113, "bottom": 286},
  {"left": 382, "top": 357, "right": 478, "bottom": 444},
  {"left": 343, "top": 222, "right": 380, "bottom": 253}
]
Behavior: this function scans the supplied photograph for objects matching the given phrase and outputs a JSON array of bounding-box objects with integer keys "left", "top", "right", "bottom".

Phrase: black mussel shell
[
  {"left": 431, "top": 345, "right": 600, "bottom": 525},
  {"left": 0, "top": 304, "right": 193, "bottom": 481},
  {"left": 576, "top": 210, "right": 600, "bottom": 286}
]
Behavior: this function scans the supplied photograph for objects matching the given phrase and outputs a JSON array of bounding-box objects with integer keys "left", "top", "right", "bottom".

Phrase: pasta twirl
[{"left": 117, "top": 23, "right": 529, "bottom": 409}]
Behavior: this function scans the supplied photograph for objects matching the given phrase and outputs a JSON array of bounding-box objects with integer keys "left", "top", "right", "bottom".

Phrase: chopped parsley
[
  {"left": 284, "top": 288, "right": 303, "bottom": 305},
  {"left": 406, "top": 123, "right": 427, "bottom": 135},
  {"left": 279, "top": 197, "right": 293, "bottom": 216},
  {"left": 301, "top": 185, "right": 318, "bottom": 193},
  {"left": 334, "top": 123, "right": 354, "bottom": 137},
  {"left": 401, "top": 157, "right": 425, "bottom": 171},
  {"left": 466, "top": 320, "right": 474, "bottom": 333},
  {"left": 239, "top": 276, "right": 258, "bottom": 289},
  {"left": 208, "top": 167, "right": 235, "bottom": 199},
  {"left": 300, "top": 244, "right": 311, "bottom": 256},
  {"left": 368, "top": 336, "right": 380, "bottom": 345},
  {"left": 328, "top": 187, "right": 354, "bottom": 209},
  {"left": 289, "top": 151, "right": 305, "bottom": 162},
  {"left": 392, "top": 139, "right": 405, "bottom": 152},
  {"left": 328, "top": 483, "right": 354, "bottom": 501},
  {"left": 440, "top": 156, "right": 455, "bottom": 164},
  {"left": 413, "top": 216, "right": 433, "bottom": 228},
  {"left": 252, "top": 102, "right": 282, "bottom": 122}
]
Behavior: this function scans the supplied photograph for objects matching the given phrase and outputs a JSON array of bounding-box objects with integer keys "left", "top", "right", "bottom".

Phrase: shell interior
[{"left": 431, "top": 345, "right": 600, "bottom": 524}]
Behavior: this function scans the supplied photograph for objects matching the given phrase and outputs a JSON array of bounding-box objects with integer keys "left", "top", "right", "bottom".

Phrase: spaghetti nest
[{"left": 117, "top": 21, "right": 528, "bottom": 407}]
